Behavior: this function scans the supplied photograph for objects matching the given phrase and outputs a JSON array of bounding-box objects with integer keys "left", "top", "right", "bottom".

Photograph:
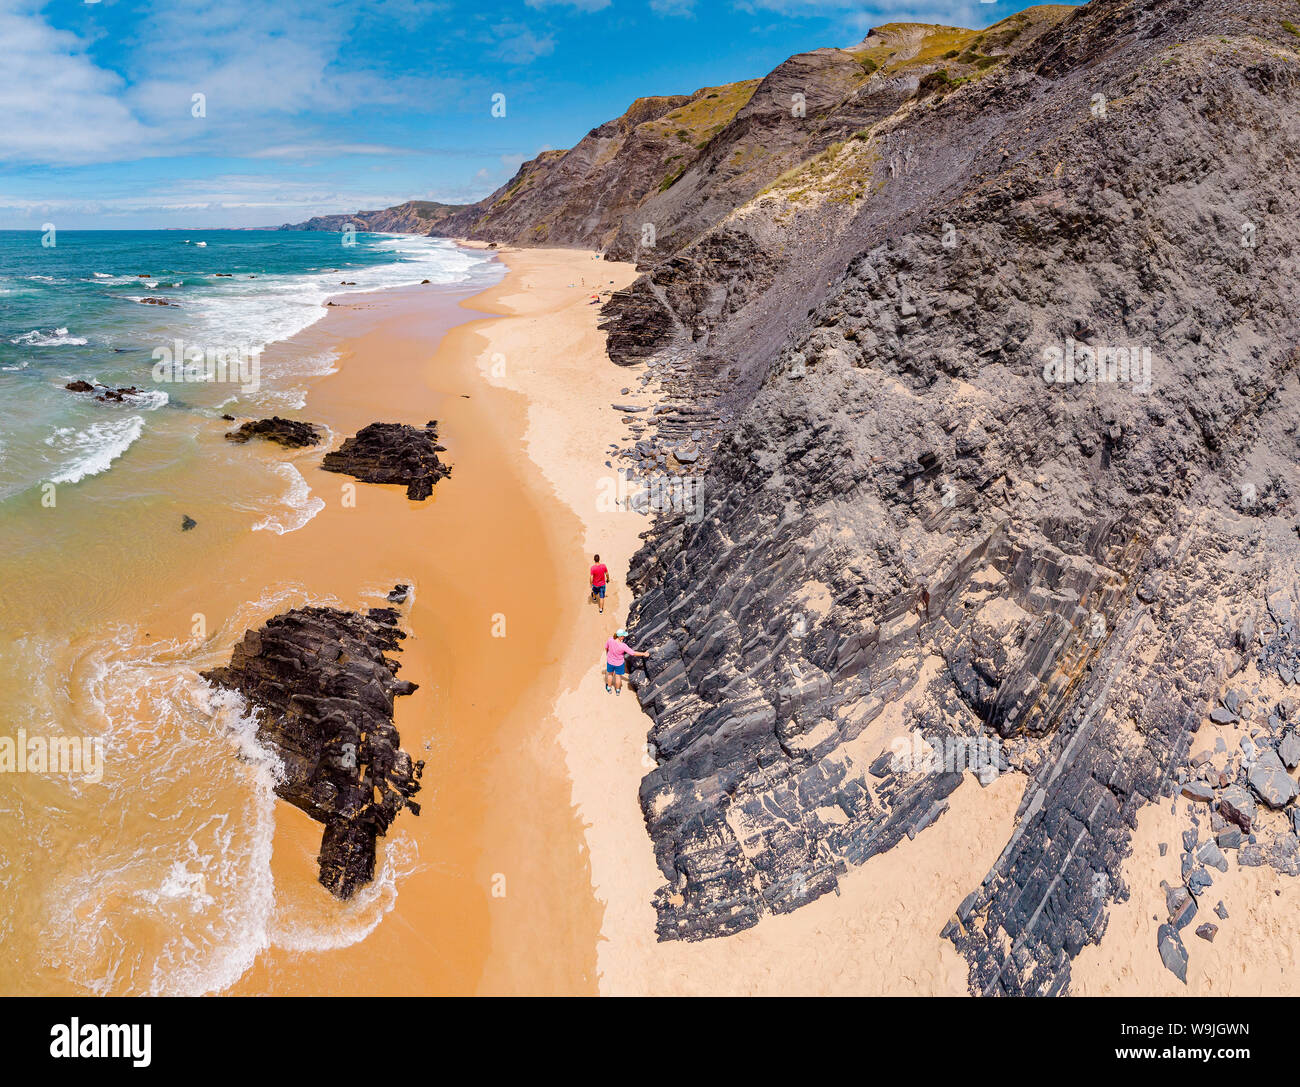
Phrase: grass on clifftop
[{"left": 643, "top": 80, "right": 760, "bottom": 149}]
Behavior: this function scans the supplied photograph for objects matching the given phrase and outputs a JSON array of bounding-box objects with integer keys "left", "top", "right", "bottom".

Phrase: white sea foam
[
  {"left": 174, "top": 236, "right": 499, "bottom": 363},
  {"left": 11, "top": 327, "right": 88, "bottom": 346},
  {"left": 45, "top": 415, "right": 145, "bottom": 484},
  {"left": 34, "top": 602, "right": 420, "bottom": 995},
  {"left": 269, "top": 832, "right": 420, "bottom": 952},
  {"left": 125, "top": 387, "right": 169, "bottom": 410},
  {"left": 252, "top": 461, "right": 325, "bottom": 534}
]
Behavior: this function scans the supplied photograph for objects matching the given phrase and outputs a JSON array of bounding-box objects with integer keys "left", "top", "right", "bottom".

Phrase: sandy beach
[
  {"left": 0, "top": 240, "right": 1053, "bottom": 996},
  {"left": 223, "top": 248, "right": 647, "bottom": 995},
  {"left": 467, "top": 246, "right": 1029, "bottom": 995},
  {"left": 245, "top": 243, "right": 1299, "bottom": 995}
]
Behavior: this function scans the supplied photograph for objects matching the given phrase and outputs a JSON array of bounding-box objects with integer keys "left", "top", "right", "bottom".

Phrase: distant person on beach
[
  {"left": 605, "top": 629, "right": 648, "bottom": 695},
  {"left": 590, "top": 554, "right": 609, "bottom": 613}
]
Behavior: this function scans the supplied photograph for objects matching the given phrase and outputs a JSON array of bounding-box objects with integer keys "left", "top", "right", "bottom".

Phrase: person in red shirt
[{"left": 589, "top": 554, "right": 609, "bottom": 613}]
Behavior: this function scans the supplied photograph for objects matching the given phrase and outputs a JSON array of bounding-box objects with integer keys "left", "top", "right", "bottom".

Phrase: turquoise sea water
[{"left": 0, "top": 230, "right": 499, "bottom": 501}]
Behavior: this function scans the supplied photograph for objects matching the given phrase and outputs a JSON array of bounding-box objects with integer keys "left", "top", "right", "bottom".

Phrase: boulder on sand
[
  {"left": 224, "top": 416, "right": 324, "bottom": 448},
  {"left": 321, "top": 420, "right": 451, "bottom": 500},
  {"left": 1248, "top": 747, "right": 1297, "bottom": 809}
]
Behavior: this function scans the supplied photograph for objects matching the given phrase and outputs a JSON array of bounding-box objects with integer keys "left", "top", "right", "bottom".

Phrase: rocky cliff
[
  {"left": 588, "top": 0, "right": 1300, "bottom": 995},
  {"left": 278, "top": 199, "right": 465, "bottom": 234},
  {"left": 434, "top": 12, "right": 1071, "bottom": 262},
  {"left": 284, "top": 0, "right": 1300, "bottom": 992}
]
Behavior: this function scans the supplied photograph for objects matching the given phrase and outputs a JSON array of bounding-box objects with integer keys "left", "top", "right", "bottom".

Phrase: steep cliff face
[
  {"left": 609, "top": 0, "right": 1300, "bottom": 994},
  {"left": 278, "top": 200, "right": 465, "bottom": 234},
  {"left": 276, "top": 0, "right": 1300, "bottom": 992},
  {"left": 436, "top": 14, "right": 1072, "bottom": 259},
  {"left": 433, "top": 86, "right": 760, "bottom": 248}
]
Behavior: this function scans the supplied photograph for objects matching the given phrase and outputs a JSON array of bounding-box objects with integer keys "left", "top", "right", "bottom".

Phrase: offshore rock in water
[
  {"left": 321, "top": 420, "right": 450, "bottom": 501},
  {"left": 64, "top": 380, "right": 149, "bottom": 403},
  {"left": 224, "top": 416, "right": 324, "bottom": 448},
  {"left": 201, "top": 605, "right": 424, "bottom": 900}
]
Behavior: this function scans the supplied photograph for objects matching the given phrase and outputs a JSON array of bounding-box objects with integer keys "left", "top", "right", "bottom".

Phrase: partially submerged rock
[
  {"left": 201, "top": 605, "right": 423, "bottom": 899},
  {"left": 321, "top": 420, "right": 450, "bottom": 500},
  {"left": 64, "top": 380, "right": 147, "bottom": 402},
  {"left": 224, "top": 416, "right": 324, "bottom": 448}
]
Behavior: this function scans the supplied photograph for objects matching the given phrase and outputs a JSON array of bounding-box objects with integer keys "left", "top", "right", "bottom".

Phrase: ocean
[{"left": 0, "top": 230, "right": 499, "bottom": 499}]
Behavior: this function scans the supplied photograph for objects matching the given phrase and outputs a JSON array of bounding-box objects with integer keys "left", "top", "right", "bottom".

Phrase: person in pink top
[{"left": 604, "top": 628, "right": 648, "bottom": 694}]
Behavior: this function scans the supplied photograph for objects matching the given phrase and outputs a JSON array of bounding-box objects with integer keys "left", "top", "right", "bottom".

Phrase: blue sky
[{"left": 0, "top": 0, "right": 1054, "bottom": 229}]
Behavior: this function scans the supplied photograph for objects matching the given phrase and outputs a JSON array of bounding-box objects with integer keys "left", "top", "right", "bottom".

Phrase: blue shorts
[
  {"left": 592, "top": 584, "right": 606, "bottom": 598},
  {"left": 606, "top": 662, "right": 625, "bottom": 675}
]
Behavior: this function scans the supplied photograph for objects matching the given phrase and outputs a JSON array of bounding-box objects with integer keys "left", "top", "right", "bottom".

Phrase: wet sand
[{"left": 0, "top": 250, "right": 637, "bottom": 996}]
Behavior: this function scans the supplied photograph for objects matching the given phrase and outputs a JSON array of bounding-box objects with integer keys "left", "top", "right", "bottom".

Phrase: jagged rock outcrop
[
  {"left": 224, "top": 416, "right": 323, "bottom": 448},
  {"left": 321, "top": 420, "right": 451, "bottom": 500},
  {"left": 201, "top": 606, "right": 423, "bottom": 899},
  {"left": 277, "top": 0, "right": 1300, "bottom": 992},
  {"left": 607, "top": 0, "right": 1300, "bottom": 995}
]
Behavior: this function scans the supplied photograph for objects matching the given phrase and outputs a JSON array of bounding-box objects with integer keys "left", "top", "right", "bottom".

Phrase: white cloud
[
  {"left": 0, "top": 0, "right": 469, "bottom": 167},
  {"left": 247, "top": 143, "right": 414, "bottom": 159},
  {"left": 491, "top": 22, "right": 557, "bottom": 64},
  {"left": 0, "top": 5, "right": 151, "bottom": 164}
]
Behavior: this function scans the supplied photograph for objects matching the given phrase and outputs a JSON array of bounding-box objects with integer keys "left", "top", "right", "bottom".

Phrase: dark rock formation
[
  {"left": 321, "top": 421, "right": 450, "bottom": 500},
  {"left": 591, "top": 0, "right": 1300, "bottom": 996},
  {"left": 201, "top": 606, "right": 423, "bottom": 899},
  {"left": 97, "top": 386, "right": 142, "bottom": 402},
  {"left": 138, "top": 297, "right": 177, "bottom": 306},
  {"left": 224, "top": 416, "right": 324, "bottom": 448},
  {"left": 64, "top": 380, "right": 149, "bottom": 403},
  {"left": 1158, "top": 924, "right": 1188, "bottom": 982},
  {"left": 275, "top": 0, "right": 1300, "bottom": 992},
  {"left": 181, "top": 514, "right": 197, "bottom": 531}
]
